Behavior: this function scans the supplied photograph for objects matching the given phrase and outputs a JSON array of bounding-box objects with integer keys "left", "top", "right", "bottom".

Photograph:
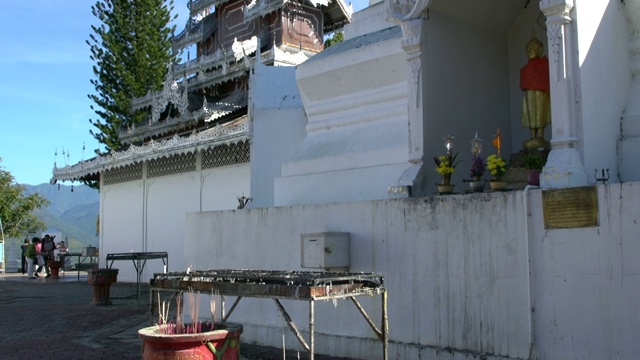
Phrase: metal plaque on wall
[{"left": 542, "top": 186, "right": 599, "bottom": 229}]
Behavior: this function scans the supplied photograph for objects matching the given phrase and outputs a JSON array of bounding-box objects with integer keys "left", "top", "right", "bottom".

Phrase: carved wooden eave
[
  {"left": 52, "top": 116, "right": 249, "bottom": 183},
  {"left": 130, "top": 36, "right": 257, "bottom": 124},
  {"left": 317, "top": 0, "right": 352, "bottom": 32},
  {"left": 243, "top": 0, "right": 351, "bottom": 32},
  {"left": 268, "top": 44, "right": 310, "bottom": 65},
  {"left": 121, "top": 89, "right": 248, "bottom": 143},
  {"left": 173, "top": 12, "right": 218, "bottom": 52},
  {"left": 188, "top": 0, "right": 227, "bottom": 16},
  {"left": 186, "top": 60, "right": 250, "bottom": 91},
  {"left": 243, "top": 0, "right": 288, "bottom": 23},
  {"left": 201, "top": 89, "right": 248, "bottom": 122},
  {"left": 172, "top": 36, "right": 258, "bottom": 82}
]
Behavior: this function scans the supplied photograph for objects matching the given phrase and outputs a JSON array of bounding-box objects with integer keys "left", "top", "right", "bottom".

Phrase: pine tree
[{"left": 87, "top": 0, "right": 177, "bottom": 152}]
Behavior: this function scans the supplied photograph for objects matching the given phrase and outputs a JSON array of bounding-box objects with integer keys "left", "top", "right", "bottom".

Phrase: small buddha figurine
[{"left": 520, "top": 33, "right": 551, "bottom": 151}]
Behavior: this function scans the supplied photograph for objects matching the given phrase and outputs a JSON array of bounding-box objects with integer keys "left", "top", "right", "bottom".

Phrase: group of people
[{"left": 20, "top": 234, "right": 68, "bottom": 279}]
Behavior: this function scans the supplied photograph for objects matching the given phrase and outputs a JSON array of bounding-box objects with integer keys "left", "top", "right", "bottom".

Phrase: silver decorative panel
[
  {"left": 103, "top": 163, "right": 144, "bottom": 185},
  {"left": 202, "top": 140, "right": 250, "bottom": 169},
  {"left": 148, "top": 152, "right": 197, "bottom": 178}
]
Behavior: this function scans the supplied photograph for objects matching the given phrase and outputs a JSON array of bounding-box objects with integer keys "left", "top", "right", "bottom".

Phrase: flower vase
[
  {"left": 527, "top": 169, "right": 541, "bottom": 186},
  {"left": 437, "top": 184, "right": 455, "bottom": 194},
  {"left": 469, "top": 179, "right": 484, "bottom": 193},
  {"left": 489, "top": 180, "right": 508, "bottom": 191}
]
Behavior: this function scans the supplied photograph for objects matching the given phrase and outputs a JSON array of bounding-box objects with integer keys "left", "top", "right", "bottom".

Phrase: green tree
[
  {"left": 0, "top": 158, "right": 49, "bottom": 238},
  {"left": 324, "top": 31, "right": 344, "bottom": 48},
  {"left": 87, "top": 0, "right": 178, "bottom": 152}
]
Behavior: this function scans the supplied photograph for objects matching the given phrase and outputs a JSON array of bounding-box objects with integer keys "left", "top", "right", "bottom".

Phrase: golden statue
[{"left": 520, "top": 33, "right": 551, "bottom": 151}]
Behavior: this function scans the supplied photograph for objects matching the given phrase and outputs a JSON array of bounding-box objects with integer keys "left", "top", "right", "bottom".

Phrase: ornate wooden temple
[{"left": 53, "top": 0, "right": 351, "bottom": 183}]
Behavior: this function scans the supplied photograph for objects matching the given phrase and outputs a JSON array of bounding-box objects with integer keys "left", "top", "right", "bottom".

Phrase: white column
[
  {"left": 619, "top": 0, "right": 640, "bottom": 181},
  {"left": 400, "top": 18, "right": 427, "bottom": 164},
  {"left": 385, "top": 0, "right": 432, "bottom": 197},
  {"left": 539, "top": 0, "right": 588, "bottom": 188}
]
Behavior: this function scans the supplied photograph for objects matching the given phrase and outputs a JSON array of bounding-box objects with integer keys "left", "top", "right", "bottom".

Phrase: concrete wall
[
  {"left": 532, "top": 183, "right": 640, "bottom": 359},
  {"left": 185, "top": 182, "right": 640, "bottom": 359},
  {"left": 576, "top": 1, "right": 630, "bottom": 183},
  {"left": 100, "top": 163, "right": 250, "bottom": 281},
  {"left": 249, "top": 64, "right": 307, "bottom": 208}
]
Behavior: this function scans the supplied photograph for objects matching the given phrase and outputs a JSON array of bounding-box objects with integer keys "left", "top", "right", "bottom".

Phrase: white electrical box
[{"left": 300, "top": 232, "right": 350, "bottom": 271}]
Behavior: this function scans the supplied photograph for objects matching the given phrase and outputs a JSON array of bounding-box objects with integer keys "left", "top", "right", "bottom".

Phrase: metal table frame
[
  {"left": 61, "top": 252, "right": 98, "bottom": 280},
  {"left": 106, "top": 252, "right": 168, "bottom": 299},
  {"left": 149, "top": 270, "right": 388, "bottom": 360}
]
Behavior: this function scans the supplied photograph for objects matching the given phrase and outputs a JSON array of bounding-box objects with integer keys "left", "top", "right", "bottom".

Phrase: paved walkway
[{"left": 0, "top": 272, "right": 351, "bottom": 360}]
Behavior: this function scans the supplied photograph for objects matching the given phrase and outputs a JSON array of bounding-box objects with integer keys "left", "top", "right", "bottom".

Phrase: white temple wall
[
  {"left": 185, "top": 182, "right": 640, "bottom": 359},
  {"left": 201, "top": 164, "right": 251, "bottom": 212},
  {"left": 249, "top": 64, "right": 307, "bottom": 208},
  {"left": 575, "top": 1, "right": 630, "bottom": 183},
  {"left": 533, "top": 184, "right": 640, "bottom": 359},
  {"left": 99, "top": 163, "right": 250, "bottom": 282},
  {"left": 100, "top": 181, "right": 145, "bottom": 280},
  {"left": 144, "top": 174, "right": 200, "bottom": 275}
]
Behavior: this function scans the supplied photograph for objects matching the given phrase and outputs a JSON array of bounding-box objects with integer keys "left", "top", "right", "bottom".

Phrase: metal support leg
[
  {"left": 273, "top": 299, "right": 309, "bottom": 352},
  {"left": 310, "top": 300, "right": 315, "bottom": 360},
  {"left": 223, "top": 296, "right": 242, "bottom": 322},
  {"left": 383, "top": 289, "right": 388, "bottom": 360}
]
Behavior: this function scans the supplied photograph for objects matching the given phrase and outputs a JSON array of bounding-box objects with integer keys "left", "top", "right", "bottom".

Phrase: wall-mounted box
[
  {"left": 84, "top": 246, "right": 97, "bottom": 257},
  {"left": 300, "top": 232, "right": 350, "bottom": 271}
]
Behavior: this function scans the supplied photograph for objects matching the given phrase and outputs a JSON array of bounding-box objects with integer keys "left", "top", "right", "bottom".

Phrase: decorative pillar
[
  {"left": 539, "top": 0, "right": 588, "bottom": 188},
  {"left": 400, "top": 18, "right": 427, "bottom": 165},
  {"left": 385, "top": 0, "right": 433, "bottom": 197},
  {"left": 619, "top": 0, "right": 640, "bottom": 181}
]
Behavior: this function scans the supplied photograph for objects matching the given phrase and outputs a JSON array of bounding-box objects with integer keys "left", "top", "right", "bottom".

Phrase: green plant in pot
[
  {"left": 487, "top": 129, "right": 508, "bottom": 190},
  {"left": 524, "top": 152, "right": 545, "bottom": 186},
  {"left": 433, "top": 135, "right": 460, "bottom": 194}
]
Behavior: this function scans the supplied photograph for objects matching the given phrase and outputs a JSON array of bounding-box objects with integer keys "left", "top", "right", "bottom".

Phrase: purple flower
[{"left": 469, "top": 155, "right": 485, "bottom": 180}]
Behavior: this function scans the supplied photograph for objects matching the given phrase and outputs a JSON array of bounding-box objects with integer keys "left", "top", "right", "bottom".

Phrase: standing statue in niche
[{"left": 520, "top": 33, "right": 551, "bottom": 151}]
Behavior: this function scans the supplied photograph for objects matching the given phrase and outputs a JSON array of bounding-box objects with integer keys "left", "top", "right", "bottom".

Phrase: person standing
[
  {"left": 20, "top": 238, "right": 30, "bottom": 274},
  {"left": 35, "top": 237, "right": 50, "bottom": 278},
  {"left": 25, "top": 238, "right": 38, "bottom": 279}
]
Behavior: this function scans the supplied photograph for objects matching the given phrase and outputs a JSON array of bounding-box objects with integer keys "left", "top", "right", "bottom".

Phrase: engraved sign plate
[{"left": 542, "top": 186, "right": 598, "bottom": 229}]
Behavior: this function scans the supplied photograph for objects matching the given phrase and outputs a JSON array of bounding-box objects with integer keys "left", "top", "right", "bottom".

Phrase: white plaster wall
[
  {"left": 201, "top": 164, "right": 251, "bottom": 211},
  {"left": 99, "top": 164, "right": 249, "bottom": 283},
  {"left": 532, "top": 183, "right": 640, "bottom": 359},
  {"left": 250, "top": 64, "right": 307, "bottom": 208},
  {"left": 185, "top": 183, "right": 640, "bottom": 359},
  {"left": 575, "top": 1, "right": 630, "bottom": 183},
  {"left": 145, "top": 174, "right": 200, "bottom": 275},
  {"left": 100, "top": 181, "right": 144, "bottom": 281},
  {"left": 186, "top": 192, "right": 533, "bottom": 359}
]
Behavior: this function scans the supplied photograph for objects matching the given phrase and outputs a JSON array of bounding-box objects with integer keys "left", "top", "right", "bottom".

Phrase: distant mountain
[{"left": 24, "top": 183, "right": 99, "bottom": 248}]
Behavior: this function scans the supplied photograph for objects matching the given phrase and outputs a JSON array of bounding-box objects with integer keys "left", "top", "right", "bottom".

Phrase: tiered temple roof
[{"left": 52, "top": 0, "right": 351, "bottom": 183}]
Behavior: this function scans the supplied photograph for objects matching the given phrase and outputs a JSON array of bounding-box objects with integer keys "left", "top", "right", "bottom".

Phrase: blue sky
[{"left": 0, "top": 0, "right": 367, "bottom": 186}]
